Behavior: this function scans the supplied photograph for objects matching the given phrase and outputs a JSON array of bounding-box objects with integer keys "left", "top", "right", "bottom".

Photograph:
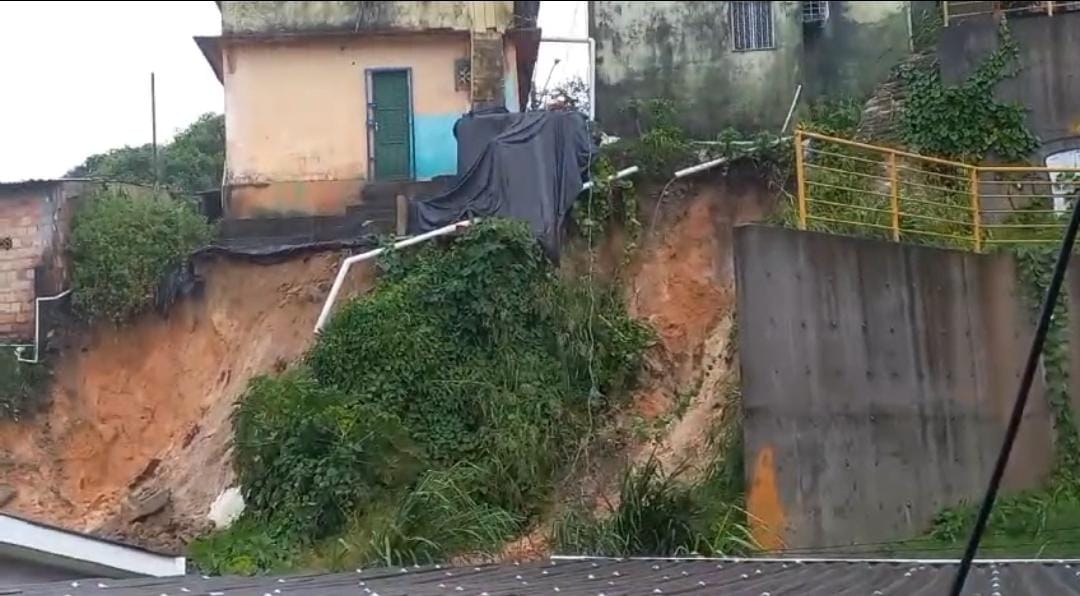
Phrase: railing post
[
  {"left": 970, "top": 168, "right": 982, "bottom": 252},
  {"left": 794, "top": 129, "right": 808, "bottom": 230},
  {"left": 889, "top": 152, "right": 900, "bottom": 242},
  {"left": 1047, "top": 1, "right": 1054, "bottom": 16},
  {"left": 943, "top": 1, "right": 950, "bottom": 26}
]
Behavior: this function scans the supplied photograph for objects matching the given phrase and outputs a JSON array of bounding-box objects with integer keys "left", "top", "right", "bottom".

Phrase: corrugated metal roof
[{"left": 7, "top": 557, "right": 1080, "bottom": 595}]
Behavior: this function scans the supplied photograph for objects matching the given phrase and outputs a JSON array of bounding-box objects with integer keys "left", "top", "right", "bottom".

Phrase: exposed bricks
[{"left": 0, "top": 195, "right": 47, "bottom": 340}]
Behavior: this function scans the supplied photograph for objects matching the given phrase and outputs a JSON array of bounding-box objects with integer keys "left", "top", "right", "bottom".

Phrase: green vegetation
[
  {"left": 0, "top": 350, "right": 51, "bottom": 421},
  {"left": 68, "top": 113, "right": 225, "bottom": 195},
  {"left": 70, "top": 188, "right": 213, "bottom": 324},
  {"left": 192, "top": 220, "right": 652, "bottom": 573},
  {"left": 898, "top": 21, "right": 1037, "bottom": 163},
  {"left": 554, "top": 402, "right": 752, "bottom": 557}
]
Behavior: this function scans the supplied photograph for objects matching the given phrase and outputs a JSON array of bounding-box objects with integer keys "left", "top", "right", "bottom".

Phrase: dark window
[
  {"left": 803, "top": 0, "right": 829, "bottom": 23},
  {"left": 731, "top": 1, "right": 776, "bottom": 51}
]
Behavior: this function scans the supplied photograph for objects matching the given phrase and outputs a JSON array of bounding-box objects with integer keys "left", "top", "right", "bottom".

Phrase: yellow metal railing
[
  {"left": 793, "top": 130, "right": 1080, "bottom": 252},
  {"left": 944, "top": 1, "right": 1080, "bottom": 25}
]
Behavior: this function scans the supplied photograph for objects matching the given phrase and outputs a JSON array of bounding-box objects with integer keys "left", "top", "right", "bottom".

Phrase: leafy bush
[
  {"left": 552, "top": 453, "right": 755, "bottom": 558},
  {"left": 0, "top": 350, "right": 51, "bottom": 421},
  {"left": 189, "top": 517, "right": 299, "bottom": 575},
  {"left": 233, "top": 369, "right": 423, "bottom": 538},
  {"left": 309, "top": 219, "right": 649, "bottom": 471},
  {"left": 898, "top": 21, "right": 1037, "bottom": 162},
  {"left": 195, "top": 219, "right": 651, "bottom": 572},
  {"left": 70, "top": 188, "right": 213, "bottom": 323},
  {"left": 317, "top": 465, "right": 520, "bottom": 568}
]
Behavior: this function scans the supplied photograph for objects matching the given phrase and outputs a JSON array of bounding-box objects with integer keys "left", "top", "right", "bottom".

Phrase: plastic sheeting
[{"left": 410, "top": 111, "right": 592, "bottom": 258}]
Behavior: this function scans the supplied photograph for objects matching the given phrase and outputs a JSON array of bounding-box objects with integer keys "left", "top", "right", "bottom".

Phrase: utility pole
[{"left": 151, "top": 72, "right": 159, "bottom": 187}]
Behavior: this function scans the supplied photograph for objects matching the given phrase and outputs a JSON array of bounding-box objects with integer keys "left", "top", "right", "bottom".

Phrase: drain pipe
[
  {"left": 312, "top": 167, "right": 642, "bottom": 334},
  {"left": 314, "top": 220, "right": 477, "bottom": 333},
  {"left": 14, "top": 289, "right": 71, "bottom": 364}
]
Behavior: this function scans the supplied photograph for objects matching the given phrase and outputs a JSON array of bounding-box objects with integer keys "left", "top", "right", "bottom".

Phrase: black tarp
[{"left": 410, "top": 110, "right": 592, "bottom": 258}]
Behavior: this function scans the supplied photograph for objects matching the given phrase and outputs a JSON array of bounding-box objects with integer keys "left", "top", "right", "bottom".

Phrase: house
[
  {"left": 589, "top": 1, "right": 932, "bottom": 137},
  {"left": 194, "top": 1, "right": 541, "bottom": 222},
  {"left": 0, "top": 513, "right": 185, "bottom": 586},
  {"left": 0, "top": 180, "right": 152, "bottom": 343},
  {"left": 938, "top": 1, "right": 1080, "bottom": 173}
]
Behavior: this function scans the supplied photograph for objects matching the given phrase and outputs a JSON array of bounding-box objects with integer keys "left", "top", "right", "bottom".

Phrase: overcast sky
[{"left": 0, "top": 1, "right": 586, "bottom": 181}]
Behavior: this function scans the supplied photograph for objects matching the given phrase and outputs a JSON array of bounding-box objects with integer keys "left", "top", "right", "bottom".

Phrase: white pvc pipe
[
  {"left": 313, "top": 165, "right": 640, "bottom": 334},
  {"left": 313, "top": 220, "right": 477, "bottom": 333},
  {"left": 780, "top": 84, "right": 803, "bottom": 135},
  {"left": 673, "top": 138, "right": 790, "bottom": 179},
  {"left": 582, "top": 166, "right": 640, "bottom": 191},
  {"left": 15, "top": 289, "right": 72, "bottom": 364}
]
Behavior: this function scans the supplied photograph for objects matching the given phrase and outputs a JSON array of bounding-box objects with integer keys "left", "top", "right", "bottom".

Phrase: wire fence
[{"left": 794, "top": 130, "right": 1080, "bottom": 252}]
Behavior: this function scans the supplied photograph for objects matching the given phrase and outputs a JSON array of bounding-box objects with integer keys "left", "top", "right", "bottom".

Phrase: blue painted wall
[
  {"left": 413, "top": 112, "right": 461, "bottom": 179},
  {"left": 504, "top": 65, "right": 519, "bottom": 112}
]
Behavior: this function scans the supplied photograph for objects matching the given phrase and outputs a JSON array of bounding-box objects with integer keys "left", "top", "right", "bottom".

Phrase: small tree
[
  {"left": 70, "top": 188, "right": 213, "bottom": 324},
  {"left": 530, "top": 75, "right": 591, "bottom": 116}
]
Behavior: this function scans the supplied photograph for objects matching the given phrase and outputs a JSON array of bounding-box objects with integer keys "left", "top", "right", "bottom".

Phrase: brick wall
[{"left": 0, "top": 192, "right": 48, "bottom": 340}]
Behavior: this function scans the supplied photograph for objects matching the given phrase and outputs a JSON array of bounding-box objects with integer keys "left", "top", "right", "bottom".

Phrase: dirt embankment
[
  {"left": 0, "top": 167, "right": 777, "bottom": 557},
  {"left": 0, "top": 254, "right": 373, "bottom": 551},
  {"left": 506, "top": 168, "right": 779, "bottom": 559}
]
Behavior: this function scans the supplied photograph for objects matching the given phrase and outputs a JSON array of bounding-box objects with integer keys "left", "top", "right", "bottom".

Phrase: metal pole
[
  {"left": 948, "top": 194, "right": 1080, "bottom": 596},
  {"left": 794, "top": 130, "right": 808, "bottom": 229},
  {"left": 889, "top": 152, "right": 900, "bottom": 242},
  {"left": 970, "top": 168, "right": 982, "bottom": 252},
  {"left": 151, "top": 72, "right": 159, "bottom": 187}
]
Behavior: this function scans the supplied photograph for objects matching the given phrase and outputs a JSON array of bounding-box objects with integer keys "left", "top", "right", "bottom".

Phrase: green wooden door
[{"left": 370, "top": 70, "right": 412, "bottom": 180}]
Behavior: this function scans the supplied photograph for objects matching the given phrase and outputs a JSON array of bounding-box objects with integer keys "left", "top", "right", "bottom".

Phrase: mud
[{"left": 0, "top": 254, "right": 373, "bottom": 551}]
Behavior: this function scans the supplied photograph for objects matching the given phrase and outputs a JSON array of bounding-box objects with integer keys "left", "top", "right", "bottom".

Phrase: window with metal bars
[
  {"left": 731, "top": 1, "right": 775, "bottom": 51},
  {"left": 802, "top": 0, "right": 829, "bottom": 23}
]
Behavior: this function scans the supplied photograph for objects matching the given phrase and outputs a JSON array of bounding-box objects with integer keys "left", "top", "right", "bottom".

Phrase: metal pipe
[
  {"left": 780, "top": 84, "right": 803, "bottom": 135},
  {"left": 313, "top": 220, "right": 476, "bottom": 333},
  {"left": 539, "top": 36, "right": 596, "bottom": 120},
  {"left": 582, "top": 166, "right": 639, "bottom": 190},
  {"left": 15, "top": 289, "right": 72, "bottom": 364}
]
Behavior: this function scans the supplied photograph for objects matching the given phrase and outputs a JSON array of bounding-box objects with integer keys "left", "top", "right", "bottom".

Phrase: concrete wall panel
[{"left": 736, "top": 225, "right": 1055, "bottom": 549}]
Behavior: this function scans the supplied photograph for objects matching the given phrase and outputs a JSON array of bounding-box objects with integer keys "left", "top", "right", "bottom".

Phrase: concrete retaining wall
[{"left": 735, "top": 225, "right": 1056, "bottom": 550}]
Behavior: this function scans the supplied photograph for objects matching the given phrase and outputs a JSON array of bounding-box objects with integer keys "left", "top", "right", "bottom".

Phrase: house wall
[
  {"left": 736, "top": 225, "right": 1054, "bottom": 550},
  {"left": 590, "top": 1, "right": 913, "bottom": 137},
  {"left": 801, "top": 2, "right": 912, "bottom": 100},
  {"left": 0, "top": 191, "right": 46, "bottom": 340},
  {"left": 223, "top": 33, "right": 472, "bottom": 218},
  {"left": 221, "top": 1, "right": 515, "bottom": 35},
  {"left": 939, "top": 12, "right": 1080, "bottom": 155},
  {"left": 0, "top": 182, "right": 157, "bottom": 342}
]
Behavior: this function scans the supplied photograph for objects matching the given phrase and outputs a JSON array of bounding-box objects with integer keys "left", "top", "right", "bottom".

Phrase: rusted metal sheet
[{"left": 735, "top": 225, "right": 1055, "bottom": 550}]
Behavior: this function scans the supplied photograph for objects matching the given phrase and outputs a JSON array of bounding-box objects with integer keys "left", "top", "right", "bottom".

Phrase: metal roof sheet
[{"left": 7, "top": 557, "right": 1080, "bottom": 595}]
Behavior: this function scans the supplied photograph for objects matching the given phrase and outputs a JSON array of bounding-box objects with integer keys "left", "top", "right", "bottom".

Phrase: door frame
[{"left": 365, "top": 67, "right": 416, "bottom": 181}]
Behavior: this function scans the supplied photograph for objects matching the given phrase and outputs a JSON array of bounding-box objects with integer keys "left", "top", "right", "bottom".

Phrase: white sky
[{"left": 0, "top": 1, "right": 585, "bottom": 181}]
